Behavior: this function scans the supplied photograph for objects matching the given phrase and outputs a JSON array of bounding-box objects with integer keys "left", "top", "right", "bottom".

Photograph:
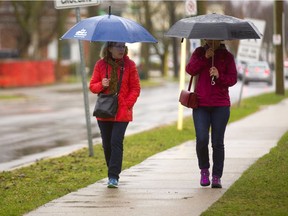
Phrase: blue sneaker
[{"left": 107, "top": 178, "right": 118, "bottom": 188}]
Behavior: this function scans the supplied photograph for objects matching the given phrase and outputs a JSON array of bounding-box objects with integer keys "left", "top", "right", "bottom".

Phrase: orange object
[{"left": 0, "top": 60, "right": 55, "bottom": 87}]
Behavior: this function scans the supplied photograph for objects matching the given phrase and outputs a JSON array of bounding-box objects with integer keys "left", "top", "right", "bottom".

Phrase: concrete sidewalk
[{"left": 25, "top": 99, "right": 288, "bottom": 216}]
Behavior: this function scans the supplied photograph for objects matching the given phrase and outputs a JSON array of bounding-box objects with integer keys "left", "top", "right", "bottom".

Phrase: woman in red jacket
[
  {"left": 90, "top": 42, "right": 140, "bottom": 188},
  {"left": 186, "top": 40, "right": 237, "bottom": 188}
]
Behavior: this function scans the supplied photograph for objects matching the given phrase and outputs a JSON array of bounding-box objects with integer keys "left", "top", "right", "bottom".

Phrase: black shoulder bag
[{"left": 93, "top": 62, "right": 124, "bottom": 118}]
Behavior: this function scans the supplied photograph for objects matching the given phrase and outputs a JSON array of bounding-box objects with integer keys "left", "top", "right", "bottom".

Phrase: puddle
[{"left": 0, "top": 130, "right": 100, "bottom": 163}]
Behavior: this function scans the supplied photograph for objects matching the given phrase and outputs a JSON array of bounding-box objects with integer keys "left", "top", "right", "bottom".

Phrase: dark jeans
[
  {"left": 97, "top": 121, "right": 129, "bottom": 180},
  {"left": 193, "top": 106, "right": 230, "bottom": 178}
]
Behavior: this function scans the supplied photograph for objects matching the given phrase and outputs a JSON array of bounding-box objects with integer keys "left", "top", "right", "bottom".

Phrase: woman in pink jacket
[
  {"left": 90, "top": 42, "right": 140, "bottom": 188},
  {"left": 186, "top": 40, "right": 237, "bottom": 188}
]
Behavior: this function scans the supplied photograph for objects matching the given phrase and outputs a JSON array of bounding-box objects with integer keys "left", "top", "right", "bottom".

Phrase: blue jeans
[
  {"left": 193, "top": 106, "right": 230, "bottom": 178},
  {"left": 97, "top": 121, "right": 129, "bottom": 180}
]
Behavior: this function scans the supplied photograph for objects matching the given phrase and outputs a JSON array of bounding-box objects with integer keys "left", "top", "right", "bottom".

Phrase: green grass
[
  {"left": 202, "top": 132, "right": 288, "bottom": 216},
  {"left": 0, "top": 90, "right": 288, "bottom": 216},
  {"left": 0, "top": 118, "right": 195, "bottom": 216},
  {"left": 229, "top": 91, "right": 287, "bottom": 122},
  {"left": 0, "top": 94, "right": 27, "bottom": 100}
]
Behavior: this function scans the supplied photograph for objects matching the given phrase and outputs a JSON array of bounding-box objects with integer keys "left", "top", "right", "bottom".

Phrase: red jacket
[
  {"left": 89, "top": 55, "right": 140, "bottom": 122},
  {"left": 185, "top": 46, "right": 237, "bottom": 107}
]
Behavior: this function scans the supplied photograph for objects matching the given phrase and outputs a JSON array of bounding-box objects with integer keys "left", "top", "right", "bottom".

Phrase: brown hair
[{"left": 100, "top": 42, "right": 128, "bottom": 59}]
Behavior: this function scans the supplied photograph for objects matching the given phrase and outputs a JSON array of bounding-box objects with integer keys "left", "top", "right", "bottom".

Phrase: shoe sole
[
  {"left": 200, "top": 183, "right": 210, "bottom": 187},
  {"left": 211, "top": 184, "right": 222, "bottom": 188},
  {"left": 107, "top": 184, "right": 118, "bottom": 188}
]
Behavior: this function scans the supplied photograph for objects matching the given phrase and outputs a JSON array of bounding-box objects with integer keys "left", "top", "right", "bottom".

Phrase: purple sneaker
[
  {"left": 200, "top": 169, "right": 210, "bottom": 186},
  {"left": 211, "top": 176, "right": 222, "bottom": 188}
]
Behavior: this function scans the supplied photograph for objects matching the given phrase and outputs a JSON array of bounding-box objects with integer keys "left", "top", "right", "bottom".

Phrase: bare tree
[
  {"left": 166, "top": 1, "right": 179, "bottom": 78},
  {"left": 274, "top": 0, "right": 284, "bottom": 95},
  {"left": 11, "top": 1, "right": 58, "bottom": 59},
  {"left": 55, "top": 8, "right": 71, "bottom": 80},
  {"left": 129, "top": 1, "right": 185, "bottom": 79},
  {"left": 87, "top": 5, "right": 101, "bottom": 74},
  {"left": 130, "top": 1, "right": 155, "bottom": 79}
]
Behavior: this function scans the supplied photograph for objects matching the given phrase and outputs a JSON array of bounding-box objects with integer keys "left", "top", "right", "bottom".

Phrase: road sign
[
  {"left": 273, "top": 34, "right": 281, "bottom": 45},
  {"left": 237, "top": 18, "right": 266, "bottom": 63},
  {"left": 54, "top": 0, "right": 100, "bottom": 9},
  {"left": 185, "top": 0, "right": 197, "bottom": 16}
]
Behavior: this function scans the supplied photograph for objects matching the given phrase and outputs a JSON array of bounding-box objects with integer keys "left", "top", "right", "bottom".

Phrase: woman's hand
[
  {"left": 209, "top": 67, "right": 219, "bottom": 79},
  {"left": 205, "top": 48, "right": 214, "bottom": 59},
  {"left": 102, "top": 78, "right": 110, "bottom": 88}
]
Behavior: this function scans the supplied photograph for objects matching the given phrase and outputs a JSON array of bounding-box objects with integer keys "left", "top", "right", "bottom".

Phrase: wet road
[{"left": 0, "top": 80, "right": 281, "bottom": 170}]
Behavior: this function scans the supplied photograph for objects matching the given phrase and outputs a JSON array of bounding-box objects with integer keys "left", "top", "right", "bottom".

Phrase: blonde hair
[{"left": 100, "top": 42, "right": 128, "bottom": 59}]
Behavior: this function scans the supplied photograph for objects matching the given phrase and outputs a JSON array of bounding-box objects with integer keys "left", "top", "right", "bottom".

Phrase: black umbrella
[
  {"left": 165, "top": 13, "right": 262, "bottom": 40},
  {"left": 165, "top": 13, "right": 262, "bottom": 85}
]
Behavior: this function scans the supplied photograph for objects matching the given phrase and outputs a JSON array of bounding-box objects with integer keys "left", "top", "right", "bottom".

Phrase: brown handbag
[{"left": 179, "top": 76, "right": 198, "bottom": 109}]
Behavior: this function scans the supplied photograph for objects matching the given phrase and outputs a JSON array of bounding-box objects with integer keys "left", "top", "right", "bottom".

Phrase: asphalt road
[{"left": 0, "top": 79, "right": 282, "bottom": 170}]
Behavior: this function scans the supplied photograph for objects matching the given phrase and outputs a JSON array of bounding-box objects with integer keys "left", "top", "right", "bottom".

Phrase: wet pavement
[
  {"left": 0, "top": 84, "right": 99, "bottom": 163},
  {"left": 24, "top": 98, "right": 288, "bottom": 216},
  {"left": 0, "top": 80, "right": 278, "bottom": 171}
]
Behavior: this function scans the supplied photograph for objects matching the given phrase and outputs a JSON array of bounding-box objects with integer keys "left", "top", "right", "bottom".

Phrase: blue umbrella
[{"left": 61, "top": 14, "right": 157, "bottom": 43}]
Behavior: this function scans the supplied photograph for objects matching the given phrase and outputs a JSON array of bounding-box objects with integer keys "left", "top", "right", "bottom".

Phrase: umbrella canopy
[
  {"left": 165, "top": 13, "right": 262, "bottom": 40},
  {"left": 61, "top": 14, "right": 157, "bottom": 43}
]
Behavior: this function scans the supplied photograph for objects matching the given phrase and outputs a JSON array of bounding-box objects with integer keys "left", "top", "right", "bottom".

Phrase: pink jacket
[
  {"left": 185, "top": 46, "right": 237, "bottom": 107},
  {"left": 89, "top": 55, "right": 140, "bottom": 122}
]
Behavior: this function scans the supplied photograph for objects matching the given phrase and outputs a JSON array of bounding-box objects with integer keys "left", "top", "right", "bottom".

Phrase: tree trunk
[
  {"left": 29, "top": 31, "right": 39, "bottom": 59},
  {"left": 88, "top": 6, "right": 101, "bottom": 75},
  {"left": 167, "top": 1, "right": 179, "bottom": 78},
  {"left": 141, "top": 1, "right": 152, "bottom": 80},
  {"left": 274, "top": 0, "right": 284, "bottom": 95},
  {"left": 55, "top": 9, "right": 70, "bottom": 81}
]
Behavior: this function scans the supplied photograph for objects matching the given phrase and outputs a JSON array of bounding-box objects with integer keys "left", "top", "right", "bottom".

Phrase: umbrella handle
[
  {"left": 212, "top": 40, "right": 214, "bottom": 67},
  {"left": 211, "top": 55, "right": 214, "bottom": 85},
  {"left": 211, "top": 76, "right": 215, "bottom": 85},
  {"left": 211, "top": 40, "right": 215, "bottom": 85}
]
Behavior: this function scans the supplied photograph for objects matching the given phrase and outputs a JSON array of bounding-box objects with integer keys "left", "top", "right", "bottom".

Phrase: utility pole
[
  {"left": 274, "top": 0, "right": 284, "bottom": 95},
  {"left": 197, "top": 0, "right": 206, "bottom": 15}
]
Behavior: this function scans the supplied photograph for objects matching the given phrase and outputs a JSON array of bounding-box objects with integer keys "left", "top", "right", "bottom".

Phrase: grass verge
[
  {"left": 0, "top": 90, "right": 288, "bottom": 215},
  {"left": 0, "top": 94, "right": 27, "bottom": 100},
  {"left": 202, "top": 131, "right": 288, "bottom": 216}
]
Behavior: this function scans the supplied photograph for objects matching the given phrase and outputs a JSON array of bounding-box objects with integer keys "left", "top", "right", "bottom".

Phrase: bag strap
[
  {"left": 187, "top": 76, "right": 193, "bottom": 91},
  {"left": 116, "top": 61, "right": 124, "bottom": 95},
  {"left": 103, "top": 61, "right": 124, "bottom": 94},
  {"left": 187, "top": 75, "right": 197, "bottom": 91}
]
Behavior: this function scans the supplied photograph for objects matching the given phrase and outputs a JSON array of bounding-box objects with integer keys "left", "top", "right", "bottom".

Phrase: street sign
[
  {"left": 273, "top": 34, "right": 281, "bottom": 45},
  {"left": 185, "top": 0, "right": 197, "bottom": 16},
  {"left": 237, "top": 18, "right": 266, "bottom": 63},
  {"left": 54, "top": 0, "right": 100, "bottom": 9}
]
